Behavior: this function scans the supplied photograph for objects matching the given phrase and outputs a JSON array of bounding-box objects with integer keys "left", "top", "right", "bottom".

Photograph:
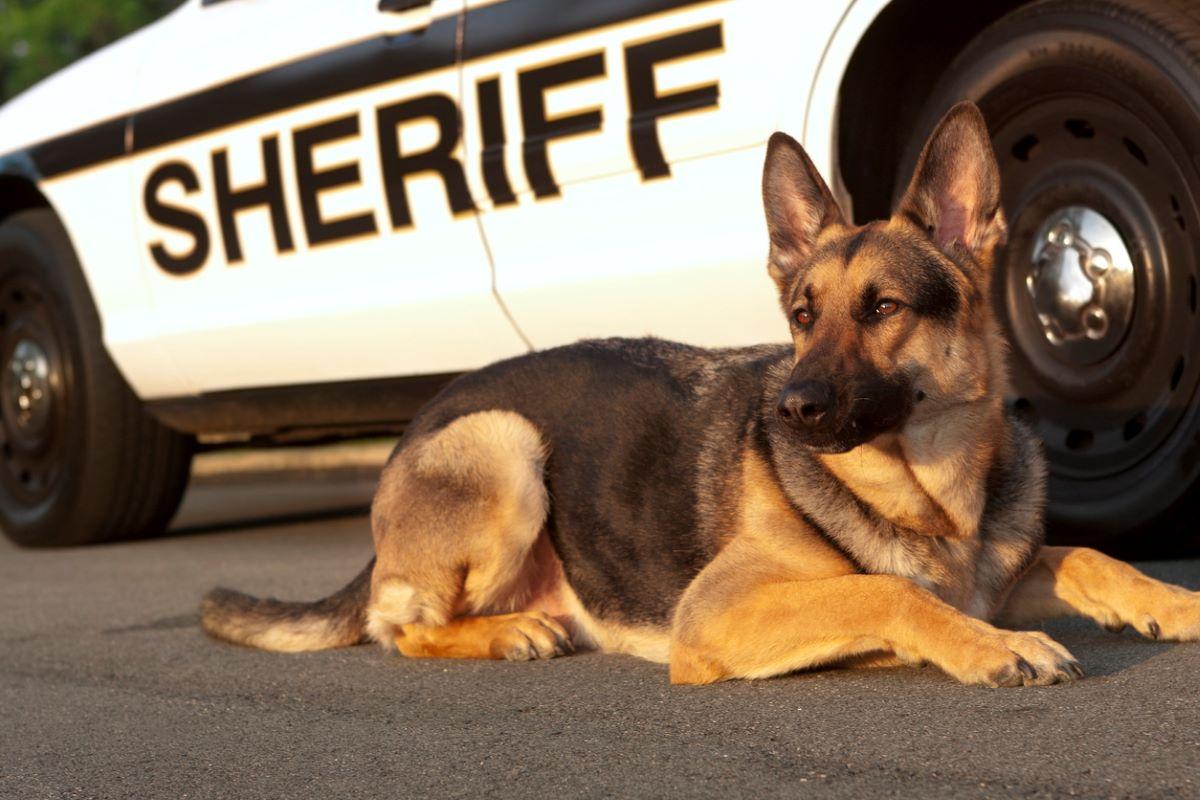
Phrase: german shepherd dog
[{"left": 202, "top": 103, "right": 1200, "bottom": 687}]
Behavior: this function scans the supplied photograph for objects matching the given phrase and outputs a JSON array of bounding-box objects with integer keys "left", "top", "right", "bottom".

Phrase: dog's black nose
[{"left": 778, "top": 381, "right": 833, "bottom": 426}]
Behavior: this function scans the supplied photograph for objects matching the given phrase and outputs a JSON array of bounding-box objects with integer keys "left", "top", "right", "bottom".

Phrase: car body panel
[
  {"left": 0, "top": 0, "right": 867, "bottom": 407},
  {"left": 0, "top": 13, "right": 187, "bottom": 396},
  {"left": 461, "top": 0, "right": 850, "bottom": 350},
  {"left": 125, "top": 0, "right": 527, "bottom": 393}
]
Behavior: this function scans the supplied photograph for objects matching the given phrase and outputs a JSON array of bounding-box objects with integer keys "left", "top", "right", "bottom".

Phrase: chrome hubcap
[
  {"left": 1026, "top": 206, "right": 1135, "bottom": 365},
  {"left": 5, "top": 338, "right": 51, "bottom": 437}
]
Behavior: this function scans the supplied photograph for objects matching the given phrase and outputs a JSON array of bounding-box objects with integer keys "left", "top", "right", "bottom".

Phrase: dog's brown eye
[
  {"left": 794, "top": 308, "right": 814, "bottom": 327},
  {"left": 874, "top": 299, "right": 901, "bottom": 317}
]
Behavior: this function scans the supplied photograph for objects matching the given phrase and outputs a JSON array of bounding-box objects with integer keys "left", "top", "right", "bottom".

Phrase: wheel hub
[
  {"left": 4, "top": 338, "right": 51, "bottom": 437},
  {"left": 990, "top": 89, "right": 1200, "bottom": 486},
  {"left": 0, "top": 278, "right": 68, "bottom": 504},
  {"left": 1026, "top": 206, "right": 1135, "bottom": 365}
]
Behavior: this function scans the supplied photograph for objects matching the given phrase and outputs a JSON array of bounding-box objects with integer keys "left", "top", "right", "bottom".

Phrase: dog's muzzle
[{"left": 777, "top": 374, "right": 913, "bottom": 452}]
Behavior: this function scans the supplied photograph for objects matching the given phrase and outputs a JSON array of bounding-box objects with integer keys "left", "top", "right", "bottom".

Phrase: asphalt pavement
[{"left": 3, "top": 470, "right": 1200, "bottom": 799}]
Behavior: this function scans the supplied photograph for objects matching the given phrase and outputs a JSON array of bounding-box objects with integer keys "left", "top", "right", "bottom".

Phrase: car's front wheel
[
  {"left": 905, "top": 0, "right": 1200, "bottom": 550},
  {"left": 0, "top": 209, "right": 193, "bottom": 547}
]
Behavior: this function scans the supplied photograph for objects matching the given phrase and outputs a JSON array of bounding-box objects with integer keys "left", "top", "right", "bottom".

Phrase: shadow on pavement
[{"left": 166, "top": 470, "right": 376, "bottom": 538}]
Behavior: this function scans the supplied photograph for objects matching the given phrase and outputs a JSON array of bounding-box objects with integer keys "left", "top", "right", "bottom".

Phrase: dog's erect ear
[
  {"left": 897, "top": 102, "right": 1006, "bottom": 269},
  {"left": 762, "top": 132, "right": 845, "bottom": 293}
]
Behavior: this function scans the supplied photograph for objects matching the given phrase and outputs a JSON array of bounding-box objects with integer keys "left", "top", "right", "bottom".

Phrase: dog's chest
[
  {"left": 819, "top": 437, "right": 987, "bottom": 540},
  {"left": 834, "top": 522, "right": 984, "bottom": 609},
  {"left": 813, "top": 439, "right": 1001, "bottom": 609},
  {"left": 781, "top": 465, "right": 995, "bottom": 615},
  {"left": 765, "top": 416, "right": 1041, "bottom": 620}
]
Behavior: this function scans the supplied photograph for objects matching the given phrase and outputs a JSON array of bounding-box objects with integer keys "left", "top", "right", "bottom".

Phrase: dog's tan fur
[
  {"left": 1001, "top": 547, "right": 1200, "bottom": 640},
  {"left": 393, "top": 611, "right": 572, "bottom": 661},
  {"left": 365, "top": 410, "right": 549, "bottom": 645}
]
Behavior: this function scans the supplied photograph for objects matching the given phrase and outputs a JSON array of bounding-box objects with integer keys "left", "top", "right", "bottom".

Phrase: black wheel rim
[
  {"left": 991, "top": 89, "right": 1200, "bottom": 484},
  {"left": 0, "top": 271, "right": 69, "bottom": 507}
]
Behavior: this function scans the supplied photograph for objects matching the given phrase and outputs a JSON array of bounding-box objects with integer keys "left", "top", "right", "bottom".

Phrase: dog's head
[{"left": 762, "top": 102, "right": 1007, "bottom": 453}]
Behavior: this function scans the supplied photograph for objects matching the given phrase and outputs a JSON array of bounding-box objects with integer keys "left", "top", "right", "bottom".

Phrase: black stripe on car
[{"left": 11, "top": 0, "right": 721, "bottom": 181}]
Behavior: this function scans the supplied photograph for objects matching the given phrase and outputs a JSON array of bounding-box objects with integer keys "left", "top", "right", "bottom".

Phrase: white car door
[
  {"left": 460, "top": 0, "right": 850, "bottom": 350},
  {"left": 129, "top": 0, "right": 527, "bottom": 396}
]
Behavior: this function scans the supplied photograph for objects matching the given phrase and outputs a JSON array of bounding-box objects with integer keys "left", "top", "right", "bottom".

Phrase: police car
[{"left": 0, "top": 0, "right": 1195, "bottom": 549}]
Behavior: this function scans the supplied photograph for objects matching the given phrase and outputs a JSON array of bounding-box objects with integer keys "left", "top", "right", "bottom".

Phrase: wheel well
[
  {"left": 0, "top": 175, "right": 50, "bottom": 224},
  {"left": 837, "top": 0, "right": 1032, "bottom": 222}
]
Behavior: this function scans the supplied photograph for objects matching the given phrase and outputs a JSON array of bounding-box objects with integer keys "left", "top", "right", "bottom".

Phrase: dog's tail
[{"left": 200, "top": 557, "right": 375, "bottom": 652}]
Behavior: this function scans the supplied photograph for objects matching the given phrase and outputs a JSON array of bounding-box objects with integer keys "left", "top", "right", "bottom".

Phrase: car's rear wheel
[
  {"left": 903, "top": 0, "right": 1200, "bottom": 551},
  {"left": 0, "top": 209, "right": 193, "bottom": 547}
]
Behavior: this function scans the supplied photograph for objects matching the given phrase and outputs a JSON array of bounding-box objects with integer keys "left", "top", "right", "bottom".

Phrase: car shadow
[{"left": 164, "top": 472, "right": 375, "bottom": 539}]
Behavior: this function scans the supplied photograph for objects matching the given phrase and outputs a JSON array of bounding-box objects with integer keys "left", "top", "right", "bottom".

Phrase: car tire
[
  {"left": 0, "top": 209, "right": 193, "bottom": 547},
  {"left": 900, "top": 0, "right": 1200, "bottom": 552}
]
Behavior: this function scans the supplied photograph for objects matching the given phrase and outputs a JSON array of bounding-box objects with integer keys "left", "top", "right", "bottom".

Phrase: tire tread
[{"left": 0, "top": 209, "right": 192, "bottom": 547}]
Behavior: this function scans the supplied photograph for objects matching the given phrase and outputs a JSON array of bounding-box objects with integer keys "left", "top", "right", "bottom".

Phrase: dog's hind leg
[
  {"left": 392, "top": 611, "right": 572, "bottom": 660},
  {"left": 998, "top": 546, "right": 1200, "bottom": 641},
  {"left": 364, "top": 410, "right": 574, "bottom": 660}
]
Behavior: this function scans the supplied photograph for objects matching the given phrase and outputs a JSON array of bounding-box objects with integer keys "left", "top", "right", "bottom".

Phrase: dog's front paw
[
  {"left": 1055, "top": 548, "right": 1200, "bottom": 641},
  {"left": 1100, "top": 587, "right": 1200, "bottom": 642},
  {"left": 1150, "top": 589, "right": 1200, "bottom": 641},
  {"left": 941, "top": 629, "right": 1082, "bottom": 688}
]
